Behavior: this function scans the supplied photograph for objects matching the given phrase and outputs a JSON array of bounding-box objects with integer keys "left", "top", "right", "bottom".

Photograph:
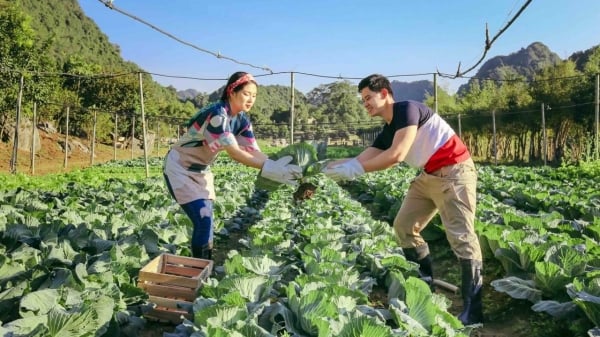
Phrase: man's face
[{"left": 360, "top": 87, "right": 385, "bottom": 117}]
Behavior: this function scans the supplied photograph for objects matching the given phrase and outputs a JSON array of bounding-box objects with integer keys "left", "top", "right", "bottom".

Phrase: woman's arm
[{"left": 223, "top": 143, "right": 268, "bottom": 169}]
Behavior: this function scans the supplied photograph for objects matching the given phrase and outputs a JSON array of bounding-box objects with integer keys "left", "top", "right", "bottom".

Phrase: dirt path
[{"left": 0, "top": 130, "right": 154, "bottom": 176}]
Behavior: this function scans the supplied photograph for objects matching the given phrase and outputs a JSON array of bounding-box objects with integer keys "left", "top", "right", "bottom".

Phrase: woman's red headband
[{"left": 226, "top": 74, "right": 256, "bottom": 97}]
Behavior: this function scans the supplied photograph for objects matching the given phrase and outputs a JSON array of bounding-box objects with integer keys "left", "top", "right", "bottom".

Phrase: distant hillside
[
  {"left": 179, "top": 79, "right": 434, "bottom": 103},
  {"left": 177, "top": 89, "right": 200, "bottom": 101},
  {"left": 569, "top": 44, "right": 600, "bottom": 71},
  {"left": 390, "top": 80, "right": 433, "bottom": 102},
  {"left": 13, "top": 0, "right": 192, "bottom": 122},
  {"left": 177, "top": 41, "right": 597, "bottom": 102},
  {"left": 457, "top": 42, "right": 562, "bottom": 94},
  {"left": 21, "top": 0, "right": 137, "bottom": 71}
]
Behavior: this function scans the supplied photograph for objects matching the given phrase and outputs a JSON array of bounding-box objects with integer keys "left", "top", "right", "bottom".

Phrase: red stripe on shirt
[{"left": 424, "top": 134, "right": 471, "bottom": 173}]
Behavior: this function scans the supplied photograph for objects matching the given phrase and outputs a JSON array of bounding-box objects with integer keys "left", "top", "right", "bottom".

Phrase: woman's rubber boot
[
  {"left": 403, "top": 246, "right": 435, "bottom": 292},
  {"left": 458, "top": 259, "right": 484, "bottom": 325},
  {"left": 192, "top": 242, "right": 212, "bottom": 260}
]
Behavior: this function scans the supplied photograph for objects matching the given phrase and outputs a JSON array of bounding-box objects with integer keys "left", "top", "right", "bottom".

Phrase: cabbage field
[{"left": 0, "top": 151, "right": 599, "bottom": 337}]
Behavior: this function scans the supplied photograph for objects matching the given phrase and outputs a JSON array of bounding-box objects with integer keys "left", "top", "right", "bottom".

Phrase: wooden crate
[{"left": 138, "top": 253, "right": 213, "bottom": 324}]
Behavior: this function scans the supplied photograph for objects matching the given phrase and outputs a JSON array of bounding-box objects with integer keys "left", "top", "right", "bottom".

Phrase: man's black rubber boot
[
  {"left": 192, "top": 243, "right": 212, "bottom": 260},
  {"left": 403, "top": 246, "right": 435, "bottom": 292},
  {"left": 458, "top": 259, "right": 484, "bottom": 325}
]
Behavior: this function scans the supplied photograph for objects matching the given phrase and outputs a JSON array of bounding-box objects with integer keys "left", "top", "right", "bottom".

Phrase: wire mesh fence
[{"left": 1, "top": 70, "right": 599, "bottom": 176}]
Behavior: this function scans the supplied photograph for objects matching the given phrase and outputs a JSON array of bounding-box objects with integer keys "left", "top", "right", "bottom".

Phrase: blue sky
[{"left": 78, "top": 0, "right": 600, "bottom": 95}]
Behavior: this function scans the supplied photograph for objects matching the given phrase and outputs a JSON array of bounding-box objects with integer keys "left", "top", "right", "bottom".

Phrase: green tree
[
  {"left": 530, "top": 60, "right": 580, "bottom": 107},
  {"left": 572, "top": 46, "right": 600, "bottom": 110},
  {"left": 530, "top": 60, "right": 582, "bottom": 163},
  {"left": 0, "top": 1, "right": 60, "bottom": 137},
  {"left": 307, "top": 81, "right": 366, "bottom": 127},
  {"left": 457, "top": 79, "right": 499, "bottom": 114},
  {"left": 424, "top": 85, "right": 458, "bottom": 115}
]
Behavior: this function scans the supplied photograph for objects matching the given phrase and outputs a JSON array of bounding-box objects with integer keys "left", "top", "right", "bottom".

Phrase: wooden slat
[
  {"left": 145, "top": 295, "right": 192, "bottom": 323},
  {"left": 138, "top": 271, "right": 199, "bottom": 289},
  {"left": 137, "top": 282, "right": 196, "bottom": 301},
  {"left": 148, "top": 295, "right": 192, "bottom": 308},
  {"left": 164, "top": 254, "right": 212, "bottom": 269},
  {"left": 145, "top": 307, "right": 191, "bottom": 324},
  {"left": 196, "top": 264, "right": 212, "bottom": 280},
  {"left": 163, "top": 264, "right": 202, "bottom": 278}
]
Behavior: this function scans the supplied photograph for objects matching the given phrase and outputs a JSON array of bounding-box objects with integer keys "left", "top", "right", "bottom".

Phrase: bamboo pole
[
  {"left": 10, "top": 74, "right": 24, "bottom": 174},
  {"left": 131, "top": 114, "right": 135, "bottom": 160},
  {"left": 595, "top": 73, "right": 599, "bottom": 160},
  {"left": 139, "top": 72, "right": 149, "bottom": 178},
  {"left": 113, "top": 113, "right": 118, "bottom": 161},
  {"left": 64, "top": 106, "right": 70, "bottom": 169},
  {"left": 492, "top": 110, "right": 497, "bottom": 165},
  {"left": 90, "top": 108, "right": 97, "bottom": 165},
  {"left": 433, "top": 73, "right": 438, "bottom": 113},
  {"left": 30, "top": 102, "right": 36, "bottom": 175},
  {"left": 156, "top": 120, "right": 160, "bottom": 153},
  {"left": 290, "top": 72, "right": 295, "bottom": 145},
  {"left": 541, "top": 103, "right": 547, "bottom": 166}
]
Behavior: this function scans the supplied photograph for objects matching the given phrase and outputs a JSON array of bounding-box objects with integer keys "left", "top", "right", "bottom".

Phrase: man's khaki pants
[{"left": 393, "top": 158, "right": 482, "bottom": 261}]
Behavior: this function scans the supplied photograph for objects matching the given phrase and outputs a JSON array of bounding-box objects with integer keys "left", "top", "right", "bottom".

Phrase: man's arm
[
  {"left": 359, "top": 125, "right": 417, "bottom": 172},
  {"left": 356, "top": 147, "right": 384, "bottom": 163}
]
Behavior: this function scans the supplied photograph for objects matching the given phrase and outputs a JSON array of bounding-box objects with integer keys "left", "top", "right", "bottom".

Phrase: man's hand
[
  {"left": 261, "top": 156, "right": 303, "bottom": 186},
  {"left": 322, "top": 158, "right": 364, "bottom": 181}
]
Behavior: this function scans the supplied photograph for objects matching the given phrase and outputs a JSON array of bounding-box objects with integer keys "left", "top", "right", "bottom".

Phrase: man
[{"left": 322, "top": 74, "right": 483, "bottom": 325}]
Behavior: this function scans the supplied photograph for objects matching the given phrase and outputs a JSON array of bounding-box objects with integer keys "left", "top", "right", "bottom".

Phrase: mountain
[
  {"left": 22, "top": 0, "right": 136, "bottom": 71},
  {"left": 177, "top": 89, "right": 200, "bottom": 101},
  {"left": 11, "top": 0, "right": 192, "bottom": 124},
  {"left": 457, "top": 42, "right": 562, "bottom": 94},
  {"left": 179, "top": 79, "right": 434, "bottom": 103},
  {"left": 390, "top": 80, "right": 433, "bottom": 102},
  {"left": 569, "top": 44, "right": 600, "bottom": 71},
  {"left": 176, "top": 42, "right": 596, "bottom": 102}
]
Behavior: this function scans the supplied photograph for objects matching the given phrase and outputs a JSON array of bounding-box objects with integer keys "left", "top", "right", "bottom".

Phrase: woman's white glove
[
  {"left": 322, "top": 158, "right": 364, "bottom": 181},
  {"left": 260, "top": 156, "right": 303, "bottom": 186}
]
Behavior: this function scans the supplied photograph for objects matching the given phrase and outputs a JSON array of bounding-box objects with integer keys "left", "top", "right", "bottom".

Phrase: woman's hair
[
  {"left": 358, "top": 74, "right": 394, "bottom": 96},
  {"left": 220, "top": 72, "right": 257, "bottom": 101}
]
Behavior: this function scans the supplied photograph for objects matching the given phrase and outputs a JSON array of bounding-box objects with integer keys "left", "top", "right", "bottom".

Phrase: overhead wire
[
  {"left": 96, "top": 0, "right": 273, "bottom": 73},
  {"left": 2, "top": 65, "right": 590, "bottom": 88},
  {"left": 94, "top": 0, "right": 444, "bottom": 81},
  {"left": 0, "top": 0, "right": 564, "bottom": 88}
]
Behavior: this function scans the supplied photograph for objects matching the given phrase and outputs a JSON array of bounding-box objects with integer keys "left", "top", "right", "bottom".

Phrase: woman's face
[{"left": 229, "top": 82, "right": 257, "bottom": 114}]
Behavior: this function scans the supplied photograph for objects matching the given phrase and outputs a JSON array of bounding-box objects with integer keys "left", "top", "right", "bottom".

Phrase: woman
[{"left": 164, "top": 71, "right": 301, "bottom": 259}]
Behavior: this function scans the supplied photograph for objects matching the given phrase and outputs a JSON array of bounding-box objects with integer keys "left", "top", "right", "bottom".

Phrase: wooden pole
[
  {"left": 30, "top": 102, "right": 36, "bottom": 175},
  {"left": 64, "top": 106, "right": 70, "bottom": 169},
  {"left": 113, "top": 113, "right": 118, "bottom": 161},
  {"left": 541, "top": 103, "right": 547, "bottom": 166},
  {"left": 433, "top": 73, "right": 438, "bottom": 113},
  {"left": 290, "top": 72, "right": 295, "bottom": 145},
  {"left": 10, "top": 74, "right": 24, "bottom": 174},
  {"left": 492, "top": 110, "right": 497, "bottom": 165},
  {"left": 595, "top": 73, "right": 599, "bottom": 160},
  {"left": 131, "top": 113, "right": 135, "bottom": 160},
  {"left": 139, "top": 72, "right": 149, "bottom": 178},
  {"left": 156, "top": 120, "right": 160, "bottom": 153},
  {"left": 90, "top": 108, "right": 97, "bottom": 165}
]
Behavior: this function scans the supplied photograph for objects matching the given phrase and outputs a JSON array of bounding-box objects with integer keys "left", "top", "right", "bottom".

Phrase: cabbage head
[{"left": 255, "top": 141, "right": 328, "bottom": 191}]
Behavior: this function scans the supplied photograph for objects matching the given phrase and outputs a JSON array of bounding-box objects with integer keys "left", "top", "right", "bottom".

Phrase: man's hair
[{"left": 358, "top": 74, "right": 394, "bottom": 96}]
